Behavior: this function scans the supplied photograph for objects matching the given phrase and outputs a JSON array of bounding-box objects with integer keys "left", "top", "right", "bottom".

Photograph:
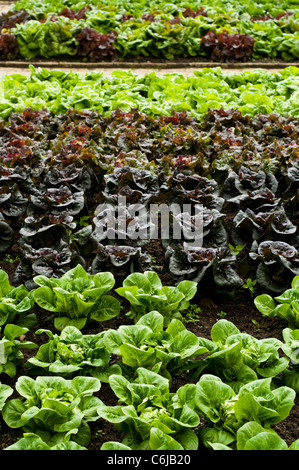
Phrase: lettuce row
[
  {"left": 2, "top": 66, "right": 299, "bottom": 121},
  {"left": 3, "top": 0, "right": 299, "bottom": 61}
]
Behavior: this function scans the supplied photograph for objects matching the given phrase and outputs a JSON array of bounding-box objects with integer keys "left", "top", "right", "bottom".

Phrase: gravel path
[{"left": 0, "top": 1, "right": 13, "bottom": 13}]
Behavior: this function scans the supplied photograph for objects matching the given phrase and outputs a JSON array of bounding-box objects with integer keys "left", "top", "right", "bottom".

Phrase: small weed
[
  {"left": 184, "top": 304, "right": 201, "bottom": 323},
  {"left": 229, "top": 244, "right": 244, "bottom": 255},
  {"left": 217, "top": 310, "right": 227, "bottom": 318},
  {"left": 0, "top": 254, "right": 20, "bottom": 265},
  {"left": 242, "top": 278, "right": 257, "bottom": 296}
]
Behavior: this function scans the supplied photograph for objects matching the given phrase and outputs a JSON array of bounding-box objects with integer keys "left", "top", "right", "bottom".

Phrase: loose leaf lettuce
[
  {"left": 33, "top": 264, "right": 120, "bottom": 330},
  {"left": 115, "top": 271, "right": 197, "bottom": 326}
]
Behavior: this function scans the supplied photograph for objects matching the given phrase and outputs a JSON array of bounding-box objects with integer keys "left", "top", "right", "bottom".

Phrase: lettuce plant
[
  {"left": 33, "top": 264, "right": 120, "bottom": 330},
  {"left": 15, "top": 243, "right": 85, "bottom": 290},
  {"left": 222, "top": 166, "right": 279, "bottom": 207},
  {"left": 0, "top": 269, "right": 36, "bottom": 328},
  {"left": 254, "top": 275, "right": 299, "bottom": 328},
  {"left": 250, "top": 241, "right": 299, "bottom": 294},
  {"left": 75, "top": 28, "right": 118, "bottom": 61},
  {"left": 2, "top": 375, "right": 102, "bottom": 447},
  {"left": 13, "top": 16, "right": 80, "bottom": 59},
  {"left": 103, "top": 310, "right": 208, "bottom": 380},
  {"left": 115, "top": 271, "right": 197, "bottom": 326},
  {"left": 230, "top": 207, "right": 297, "bottom": 248},
  {"left": 0, "top": 324, "right": 37, "bottom": 378},
  {"left": 0, "top": 382, "right": 13, "bottom": 433},
  {"left": 28, "top": 184, "right": 85, "bottom": 218},
  {"left": 200, "top": 421, "right": 299, "bottom": 450},
  {"left": 0, "top": 9, "right": 30, "bottom": 30},
  {"left": 4, "top": 432, "right": 87, "bottom": 450},
  {"left": 97, "top": 367, "right": 199, "bottom": 450},
  {"left": 0, "top": 382, "right": 13, "bottom": 410},
  {"left": 195, "top": 374, "right": 295, "bottom": 447},
  {"left": 161, "top": 173, "right": 224, "bottom": 212},
  {"left": 189, "top": 319, "right": 289, "bottom": 392},
  {"left": 26, "top": 325, "right": 121, "bottom": 382},
  {"left": 0, "top": 32, "right": 19, "bottom": 60}
]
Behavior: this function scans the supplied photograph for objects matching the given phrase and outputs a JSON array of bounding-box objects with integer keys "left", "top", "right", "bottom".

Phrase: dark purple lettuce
[
  {"left": 166, "top": 243, "right": 242, "bottom": 297},
  {"left": 231, "top": 207, "right": 298, "bottom": 247},
  {"left": 28, "top": 184, "right": 85, "bottom": 217},
  {"left": 0, "top": 32, "right": 19, "bottom": 60},
  {"left": 57, "top": 7, "right": 91, "bottom": 20},
  {"left": 0, "top": 183, "right": 28, "bottom": 218},
  {"left": 75, "top": 28, "right": 118, "bottom": 61},
  {"left": 201, "top": 30, "right": 255, "bottom": 62},
  {"left": 161, "top": 173, "right": 224, "bottom": 212},
  {"left": 250, "top": 240, "right": 299, "bottom": 293},
  {"left": 0, "top": 215, "right": 14, "bottom": 254},
  {"left": 91, "top": 244, "right": 154, "bottom": 279},
  {"left": 14, "top": 243, "right": 85, "bottom": 289}
]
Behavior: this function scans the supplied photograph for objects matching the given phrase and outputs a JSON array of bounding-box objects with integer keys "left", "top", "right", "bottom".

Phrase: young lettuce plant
[
  {"left": 195, "top": 374, "right": 296, "bottom": 449},
  {"left": 281, "top": 327, "right": 299, "bottom": 393},
  {"left": 0, "top": 269, "right": 36, "bottom": 328},
  {"left": 200, "top": 421, "right": 299, "bottom": 451},
  {"left": 115, "top": 271, "right": 197, "bottom": 326},
  {"left": 91, "top": 244, "right": 154, "bottom": 279},
  {"left": 33, "top": 264, "right": 120, "bottom": 331},
  {"left": 166, "top": 244, "right": 243, "bottom": 298},
  {"left": 0, "top": 382, "right": 13, "bottom": 431},
  {"left": 254, "top": 275, "right": 299, "bottom": 329},
  {"left": 103, "top": 310, "right": 208, "bottom": 381},
  {"left": 188, "top": 319, "right": 289, "bottom": 392},
  {"left": 4, "top": 432, "right": 87, "bottom": 450},
  {"left": 97, "top": 367, "right": 199, "bottom": 450},
  {"left": 250, "top": 241, "right": 299, "bottom": 294},
  {"left": 0, "top": 216, "right": 14, "bottom": 255},
  {"left": 25, "top": 325, "right": 122, "bottom": 382},
  {"left": 2, "top": 375, "right": 102, "bottom": 448},
  {"left": 101, "top": 425, "right": 197, "bottom": 451},
  {"left": 0, "top": 324, "right": 37, "bottom": 378},
  {"left": 230, "top": 207, "right": 297, "bottom": 248}
]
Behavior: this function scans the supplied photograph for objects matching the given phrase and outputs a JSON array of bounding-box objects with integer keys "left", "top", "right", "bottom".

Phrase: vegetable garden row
[
  {"left": 2, "top": 0, "right": 299, "bottom": 62},
  {"left": 0, "top": 64, "right": 298, "bottom": 451}
]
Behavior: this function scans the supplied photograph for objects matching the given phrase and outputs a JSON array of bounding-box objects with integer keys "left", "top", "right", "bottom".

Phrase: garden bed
[
  {"left": 0, "top": 66, "right": 298, "bottom": 451},
  {"left": 2, "top": 0, "right": 299, "bottom": 63},
  {"left": 0, "top": 266, "right": 299, "bottom": 451}
]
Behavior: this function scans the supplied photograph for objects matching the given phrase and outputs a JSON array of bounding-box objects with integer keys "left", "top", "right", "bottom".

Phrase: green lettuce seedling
[
  {"left": 188, "top": 319, "right": 289, "bottom": 392},
  {"left": 103, "top": 310, "right": 207, "bottom": 381},
  {"left": 195, "top": 374, "right": 295, "bottom": 447},
  {"left": 0, "top": 269, "right": 36, "bottom": 329},
  {"left": 26, "top": 325, "right": 121, "bottom": 382},
  {"left": 0, "top": 382, "right": 13, "bottom": 431},
  {"left": 2, "top": 375, "right": 102, "bottom": 447},
  {"left": 97, "top": 367, "right": 199, "bottom": 450},
  {"left": 115, "top": 271, "right": 197, "bottom": 326},
  {"left": 33, "top": 264, "right": 120, "bottom": 330},
  {"left": 4, "top": 432, "right": 87, "bottom": 450},
  {"left": 254, "top": 275, "right": 299, "bottom": 329}
]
